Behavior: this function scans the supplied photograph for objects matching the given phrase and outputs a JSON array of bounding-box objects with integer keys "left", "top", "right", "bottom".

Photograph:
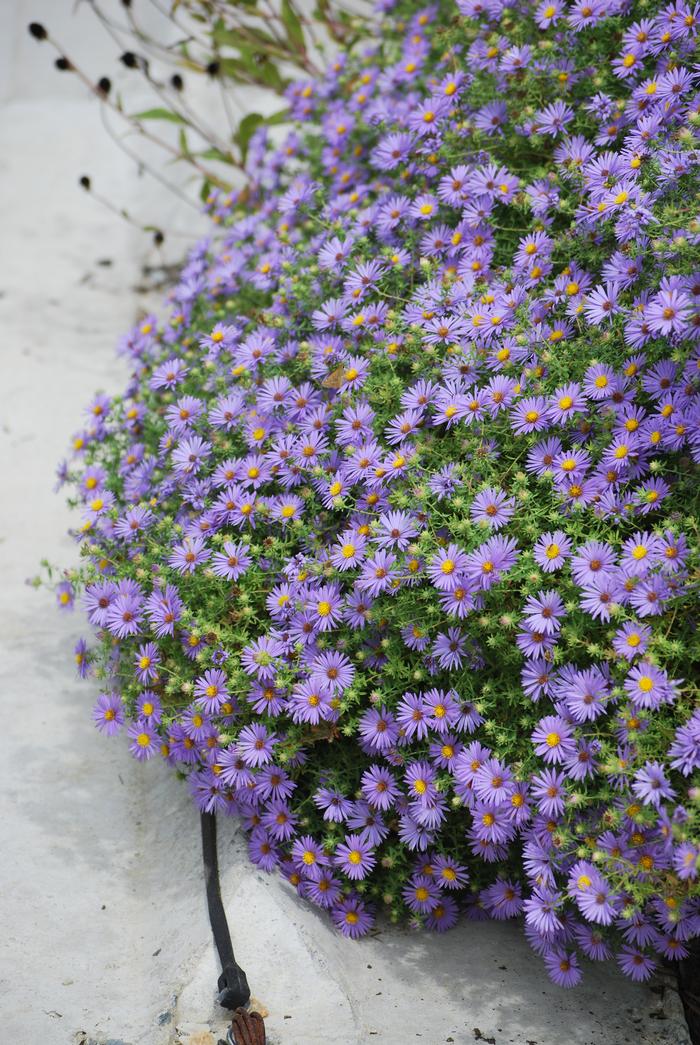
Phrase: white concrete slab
[{"left": 0, "top": 16, "right": 692, "bottom": 1045}]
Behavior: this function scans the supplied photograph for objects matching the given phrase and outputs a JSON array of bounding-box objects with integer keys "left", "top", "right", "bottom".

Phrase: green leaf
[
  {"left": 132, "top": 107, "right": 186, "bottom": 124},
  {"left": 281, "top": 0, "right": 305, "bottom": 49},
  {"left": 264, "top": 107, "right": 290, "bottom": 126},
  {"left": 236, "top": 112, "right": 265, "bottom": 163},
  {"left": 200, "top": 177, "right": 212, "bottom": 203}
]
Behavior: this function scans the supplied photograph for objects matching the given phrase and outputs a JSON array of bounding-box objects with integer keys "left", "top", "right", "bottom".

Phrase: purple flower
[
  {"left": 335, "top": 834, "right": 376, "bottom": 880},
  {"left": 237, "top": 724, "right": 277, "bottom": 767},
  {"left": 194, "top": 669, "right": 229, "bottom": 713},
  {"left": 523, "top": 886, "right": 564, "bottom": 936},
  {"left": 168, "top": 535, "right": 211, "bottom": 574},
  {"left": 632, "top": 761, "right": 676, "bottom": 808},
  {"left": 331, "top": 895, "right": 374, "bottom": 938},
  {"left": 432, "top": 627, "right": 467, "bottom": 669},
  {"left": 544, "top": 950, "right": 582, "bottom": 988},
  {"left": 617, "top": 946, "right": 656, "bottom": 982},
  {"left": 522, "top": 590, "right": 566, "bottom": 635},
  {"left": 533, "top": 531, "right": 571, "bottom": 572},
  {"left": 531, "top": 716, "right": 576, "bottom": 764},
  {"left": 358, "top": 706, "right": 399, "bottom": 752},
  {"left": 127, "top": 718, "right": 158, "bottom": 760},
  {"left": 92, "top": 693, "right": 124, "bottom": 735}
]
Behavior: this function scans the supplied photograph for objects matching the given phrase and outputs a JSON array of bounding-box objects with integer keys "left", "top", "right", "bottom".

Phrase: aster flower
[
  {"left": 92, "top": 692, "right": 124, "bottom": 735},
  {"left": 127, "top": 718, "right": 158, "bottom": 760},
  {"left": 331, "top": 895, "right": 374, "bottom": 938},
  {"left": 531, "top": 716, "right": 576, "bottom": 764},
  {"left": 335, "top": 833, "right": 376, "bottom": 880},
  {"left": 533, "top": 531, "right": 572, "bottom": 572},
  {"left": 237, "top": 724, "right": 278, "bottom": 767}
]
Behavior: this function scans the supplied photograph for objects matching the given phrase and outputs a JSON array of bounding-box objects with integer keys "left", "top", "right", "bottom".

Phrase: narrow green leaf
[
  {"left": 281, "top": 0, "right": 305, "bottom": 49},
  {"left": 132, "top": 107, "right": 186, "bottom": 124},
  {"left": 236, "top": 111, "right": 265, "bottom": 163}
]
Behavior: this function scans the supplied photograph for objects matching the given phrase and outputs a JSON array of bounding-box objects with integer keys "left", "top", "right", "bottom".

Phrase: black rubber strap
[{"left": 201, "top": 812, "right": 251, "bottom": 1011}]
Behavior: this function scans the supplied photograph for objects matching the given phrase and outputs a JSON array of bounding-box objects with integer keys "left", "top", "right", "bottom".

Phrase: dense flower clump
[{"left": 54, "top": 0, "right": 700, "bottom": 987}]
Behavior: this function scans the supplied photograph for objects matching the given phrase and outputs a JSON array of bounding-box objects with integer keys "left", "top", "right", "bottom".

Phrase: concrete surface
[{"left": 0, "top": 4, "right": 693, "bottom": 1045}]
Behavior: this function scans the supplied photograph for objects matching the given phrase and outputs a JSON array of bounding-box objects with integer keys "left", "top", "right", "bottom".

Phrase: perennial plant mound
[{"left": 54, "top": 0, "right": 700, "bottom": 988}]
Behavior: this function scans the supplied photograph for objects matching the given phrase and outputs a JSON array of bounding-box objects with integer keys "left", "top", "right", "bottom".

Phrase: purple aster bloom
[
  {"left": 357, "top": 550, "right": 398, "bottom": 596},
  {"left": 134, "top": 642, "right": 160, "bottom": 684},
  {"left": 583, "top": 282, "right": 621, "bottom": 325},
  {"left": 92, "top": 693, "right": 123, "bottom": 735},
  {"left": 465, "top": 535, "right": 519, "bottom": 589},
  {"left": 673, "top": 843, "right": 699, "bottom": 882},
  {"left": 620, "top": 531, "right": 664, "bottom": 576},
  {"left": 84, "top": 580, "right": 117, "bottom": 627},
  {"left": 241, "top": 635, "right": 284, "bottom": 680},
  {"left": 522, "top": 590, "right": 566, "bottom": 635},
  {"left": 216, "top": 745, "right": 254, "bottom": 789},
  {"left": 579, "top": 574, "right": 623, "bottom": 622},
  {"left": 617, "top": 946, "right": 656, "bottom": 982},
  {"left": 194, "top": 668, "right": 229, "bottom": 713},
  {"left": 335, "top": 833, "right": 376, "bottom": 880},
  {"left": 313, "top": 785, "right": 353, "bottom": 819},
  {"left": 523, "top": 886, "right": 565, "bottom": 936},
  {"left": 396, "top": 692, "right": 430, "bottom": 741},
  {"left": 289, "top": 678, "right": 334, "bottom": 725},
  {"left": 533, "top": 531, "right": 572, "bottom": 572},
  {"left": 308, "top": 584, "right": 344, "bottom": 631},
  {"left": 105, "top": 592, "right": 143, "bottom": 638},
  {"left": 404, "top": 760, "right": 438, "bottom": 805},
  {"left": 624, "top": 663, "right": 672, "bottom": 710},
  {"left": 260, "top": 801, "right": 298, "bottom": 842},
  {"left": 114, "top": 505, "right": 154, "bottom": 541},
  {"left": 428, "top": 543, "right": 470, "bottom": 591},
  {"left": 127, "top": 718, "right": 158, "bottom": 760},
  {"left": 570, "top": 540, "right": 617, "bottom": 585},
  {"left": 330, "top": 531, "right": 367, "bottom": 571},
  {"left": 668, "top": 711, "right": 700, "bottom": 776},
  {"left": 632, "top": 761, "right": 676, "bottom": 808},
  {"left": 168, "top": 535, "right": 210, "bottom": 574},
  {"left": 331, "top": 895, "right": 374, "bottom": 938},
  {"left": 423, "top": 688, "right": 461, "bottom": 733},
  {"left": 432, "top": 627, "right": 467, "bottom": 669},
  {"left": 361, "top": 765, "right": 399, "bottom": 810},
  {"left": 548, "top": 382, "right": 585, "bottom": 423},
  {"left": 544, "top": 950, "right": 582, "bottom": 988},
  {"left": 346, "top": 802, "right": 387, "bottom": 846},
  {"left": 471, "top": 802, "right": 515, "bottom": 845},
  {"left": 628, "top": 575, "right": 670, "bottom": 617},
  {"left": 470, "top": 487, "right": 516, "bottom": 529},
  {"left": 358, "top": 706, "right": 399, "bottom": 752},
  {"left": 74, "top": 637, "right": 90, "bottom": 678},
  {"left": 145, "top": 583, "right": 183, "bottom": 636},
  {"left": 510, "top": 396, "right": 550, "bottom": 434},
  {"left": 237, "top": 723, "right": 277, "bottom": 767},
  {"left": 136, "top": 691, "right": 162, "bottom": 724},
  {"left": 150, "top": 357, "right": 188, "bottom": 390},
  {"left": 612, "top": 621, "right": 651, "bottom": 660},
  {"left": 433, "top": 855, "right": 469, "bottom": 890},
  {"left": 248, "top": 829, "right": 279, "bottom": 873},
  {"left": 473, "top": 758, "right": 515, "bottom": 807},
  {"left": 402, "top": 875, "right": 441, "bottom": 913},
  {"left": 55, "top": 580, "right": 75, "bottom": 611},
  {"left": 531, "top": 768, "right": 567, "bottom": 817},
  {"left": 531, "top": 716, "right": 576, "bottom": 764},
  {"left": 425, "top": 896, "right": 459, "bottom": 932},
  {"left": 521, "top": 659, "right": 554, "bottom": 701},
  {"left": 565, "top": 668, "right": 608, "bottom": 722},
  {"left": 211, "top": 540, "right": 251, "bottom": 580},
  {"left": 482, "top": 879, "right": 523, "bottom": 919}
]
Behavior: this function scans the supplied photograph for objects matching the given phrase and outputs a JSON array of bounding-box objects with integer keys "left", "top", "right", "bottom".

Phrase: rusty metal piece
[{"left": 227, "top": 1007, "right": 267, "bottom": 1045}]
